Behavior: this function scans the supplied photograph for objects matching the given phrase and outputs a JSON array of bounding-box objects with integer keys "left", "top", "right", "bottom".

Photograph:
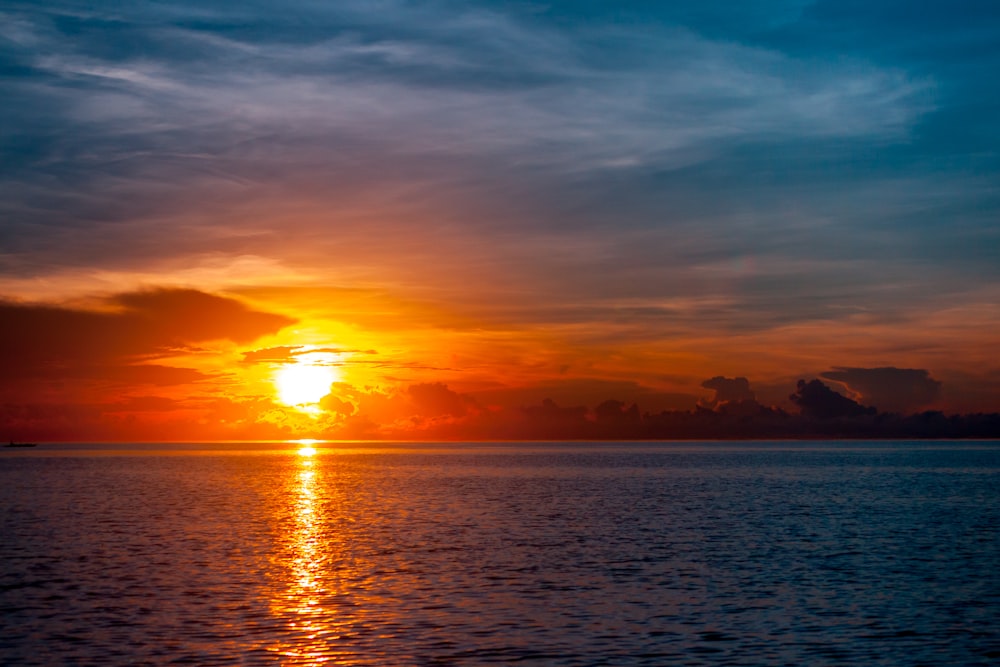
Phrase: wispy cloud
[{"left": 0, "top": 1, "right": 942, "bottom": 304}]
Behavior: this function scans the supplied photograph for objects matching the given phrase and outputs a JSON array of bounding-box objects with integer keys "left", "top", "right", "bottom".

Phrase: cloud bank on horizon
[{"left": 1, "top": 1, "right": 999, "bottom": 438}]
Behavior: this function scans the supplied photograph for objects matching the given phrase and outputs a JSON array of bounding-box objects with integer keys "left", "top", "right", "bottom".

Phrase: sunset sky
[{"left": 2, "top": 1, "right": 999, "bottom": 440}]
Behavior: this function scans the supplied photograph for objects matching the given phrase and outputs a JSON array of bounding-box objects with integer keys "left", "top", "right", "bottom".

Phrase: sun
[{"left": 274, "top": 362, "right": 337, "bottom": 407}]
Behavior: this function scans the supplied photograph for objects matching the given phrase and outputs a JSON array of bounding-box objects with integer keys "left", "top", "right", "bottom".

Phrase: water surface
[{"left": 2, "top": 441, "right": 998, "bottom": 665}]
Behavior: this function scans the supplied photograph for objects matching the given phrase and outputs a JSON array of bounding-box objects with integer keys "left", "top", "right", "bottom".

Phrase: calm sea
[{"left": 1, "top": 441, "right": 998, "bottom": 665}]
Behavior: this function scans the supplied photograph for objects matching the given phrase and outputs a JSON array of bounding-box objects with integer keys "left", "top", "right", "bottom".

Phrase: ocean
[{"left": 2, "top": 441, "right": 998, "bottom": 665}]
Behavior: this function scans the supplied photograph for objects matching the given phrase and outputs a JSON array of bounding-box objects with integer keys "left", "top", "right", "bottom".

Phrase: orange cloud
[
  {"left": 0, "top": 288, "right": 295, "bottom": 437},
  {"left": 0, "top": 288, "right": 293, "bottom": 378}
]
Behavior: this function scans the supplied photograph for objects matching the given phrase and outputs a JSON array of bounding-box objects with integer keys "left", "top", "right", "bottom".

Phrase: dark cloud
[
  {"left": 407, "top": 382, "right": 479, "bottom": 418},
  {"left": 819, "top": 366, "right": 942, "bottom": 414},
  {"left": 113, "top": 289, "right": 293, "bottom": 345},
  {"left": 790, "top": 379, "right": 877, "bottom": 419},
  {"left": 522, "top": 398, "right": 588, "bottom": 424},
  {"left": 594, "top": 399, "right": 640, "bottom": 425},
  {"left": 0, "top": 288, "right": 293, "bottom": 384},
  {"left": 472, "top": 378, "right": 697, "bottom": 413},
  {"left": 701, "top": 376, "right": 755, "bottom": 407}
]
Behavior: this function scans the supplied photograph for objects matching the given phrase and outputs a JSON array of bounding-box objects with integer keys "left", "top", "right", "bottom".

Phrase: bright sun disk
[{"left": 275, "top": 362, "right": 337, "bottom": 407}]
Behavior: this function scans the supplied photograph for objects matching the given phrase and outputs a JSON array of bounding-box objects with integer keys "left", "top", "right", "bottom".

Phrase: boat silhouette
[{"left": 5, "top": 440, "right": 37, "bottom": 448}]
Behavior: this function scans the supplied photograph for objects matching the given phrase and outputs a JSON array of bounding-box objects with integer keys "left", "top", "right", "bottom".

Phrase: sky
[{"left": 1, "top": 0, "right": 999, "bottom": 440}]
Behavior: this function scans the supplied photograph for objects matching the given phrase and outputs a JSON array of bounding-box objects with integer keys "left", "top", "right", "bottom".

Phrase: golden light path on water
[
  {"left": 269, "top": 445, "right": 335, "bottom": 665},
  {"left": 267, "top": 441, "right": 400, "bottom": 665}
]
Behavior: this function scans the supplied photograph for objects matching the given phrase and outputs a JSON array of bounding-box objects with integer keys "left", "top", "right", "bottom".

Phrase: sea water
[{"left": 1, "top": 441, "right": 998, "bottom": 665}]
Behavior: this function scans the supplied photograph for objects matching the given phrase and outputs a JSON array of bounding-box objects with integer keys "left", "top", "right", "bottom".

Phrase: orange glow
[{"left": 1, "top": 282, "right": 998, "bottom": 442}]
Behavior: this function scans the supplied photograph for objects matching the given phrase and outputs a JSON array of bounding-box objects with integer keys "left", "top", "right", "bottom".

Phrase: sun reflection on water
[
  {"left": 268, "top": 450, "right": 334, "bottom": 664},
  {"left": 266, "top": 448, "right": 399, "bottom": 665}
]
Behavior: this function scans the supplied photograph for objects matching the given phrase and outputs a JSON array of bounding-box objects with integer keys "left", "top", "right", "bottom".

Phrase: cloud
[
  {"left": 242, "top": 346, "right": 302, "bottom": 364},
  {"left": 700, "top": 376, "right": 755, "bottom": 407},
  {"left": 407, "top": 382, "right": 479, "bottom": 418},
  {"left": 0, "top": 1, "right": 936, "bottom": 291},
  {"left": 789, "top": 379, "right": 876, "bottom": 419},
  {"left": 522, "top": 398, "right": 588, "bottom": 424},
  {"left": 472, "top": 378, "right": 697, "bottom": 413},
  {"left": 113, "top": 288, "right": 294, "bottom": 345},
  {"left": 0, "top": 288, "right": 293, "bottom": 384},
  {"left": 594, "top": 399, "right": 641, "bottom": 425},
  {"left": 516, "top": 398, "right": 591, "bottom": 440},
  {"left": 107, "top": 395, "right": 183, "bottom": 412},
  {"left": 318, "top": 393, "right": 355, "bottom": 418},
  {"left": 819, "top": 366, "right": 942, "bottom": 414},
  {"left": 242, "top": 345, "right": 376, "bottom": 364}
]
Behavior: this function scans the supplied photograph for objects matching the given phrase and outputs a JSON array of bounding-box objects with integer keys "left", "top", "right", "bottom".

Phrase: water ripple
[{"left": 1, "top": 443, "right": 998, "bottom": 665}]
